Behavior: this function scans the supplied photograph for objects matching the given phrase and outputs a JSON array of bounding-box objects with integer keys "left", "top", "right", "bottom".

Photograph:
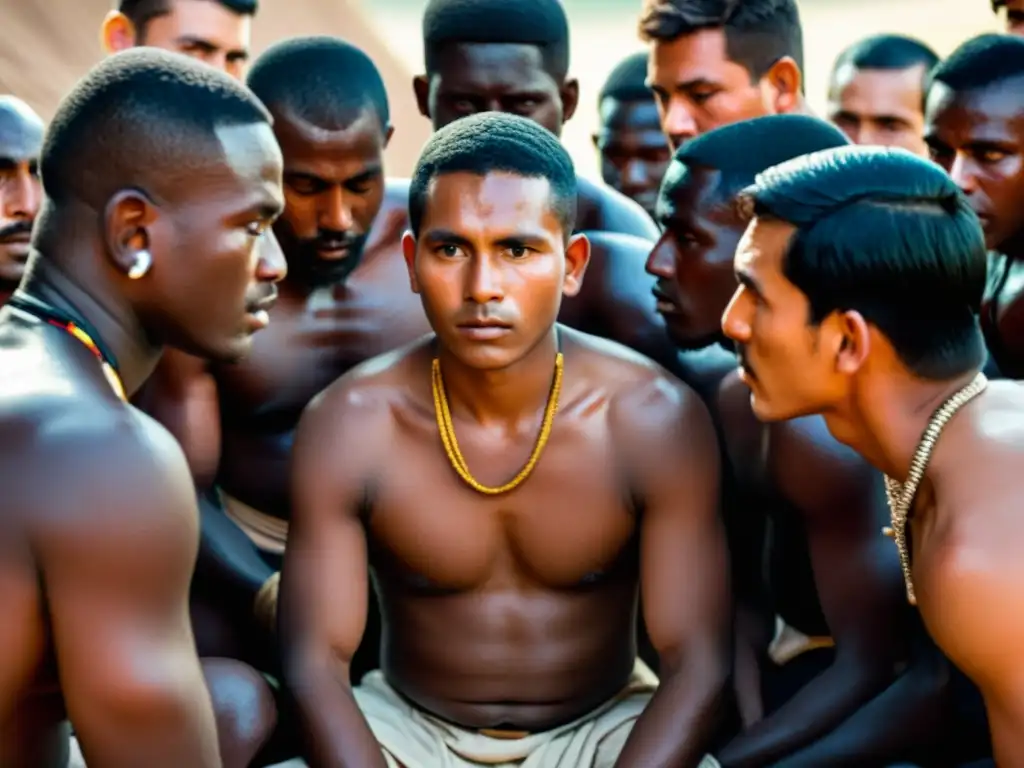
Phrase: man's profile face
[
  {"left": 404, "top": 171, "right": 588, "bottom": 371},
  {"left": 148, "top": 122, "right": 286, "bottom": 362},
  {"left": 1000, "top": 0, "right": 1024, "bottom": 35},
  {"left": 0, "top": 100, "right": 44, "bottom": 292},
  {"left": 828, "top": 64, "right": 928, "bottom": 155},
  {"left": 593, "top": 97, "right": 671, "bottom": 218},
  {"left": 111, "top": 0, "right": 251, "bottom": 80},
  {"left": 645, "top": 165, "right": 742, "bottom": 349},
  {"left": 925, "top": 80, "right": 1024, "bottom": 250},
  {"left": 648, "top": 28, "right": 775, "bottom": 151},
  {"left": 273, "top": 109, "right": 388, "bottom": 287},
  {"left": 418, "top": 43, "right": 568, "bottom": 136},
  {"left": 722, "top": 216, "right": 842, "bottom": 422}
]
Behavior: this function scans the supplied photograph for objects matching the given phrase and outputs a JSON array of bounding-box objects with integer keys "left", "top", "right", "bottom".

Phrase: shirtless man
[
  {"left": 281, "top": 111, "right": 728, "bottom": 768},
  {"left": 640, "top": 0, "right": 807, "bottom": 152},
  {"left": 0, "top": 49, "right": 285, "bottom": 768},
  {"left": 0, "top": 96, "right": 42, "bottom": 307},
  {"left": 924, "top": 35, "right": 1024, "bottom": 379},
  {"left": 593, "top": 52, "right": 671, "bottom": 221},
  {"left": 993, "top": 0, "right": 1024, "bottom": 36},
  {"left": 101, "top": 0, "right": 256, "bottom": 80},
  {"left": 647, "top": 115, "right": 953, "bottom": 767},
  {"left": 720, "top": 146, "right": 1018, "bottom": 763},
  {"left": 827, "top": 34, "right": 938, "bottom": 156}
]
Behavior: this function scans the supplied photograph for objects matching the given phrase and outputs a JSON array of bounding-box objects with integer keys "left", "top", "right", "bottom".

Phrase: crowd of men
[{"left": 1, "top": 0, "right": 1023, "bottom": 766}]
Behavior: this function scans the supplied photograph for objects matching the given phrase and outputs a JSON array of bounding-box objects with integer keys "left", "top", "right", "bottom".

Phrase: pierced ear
[
  {"left": 412, "top": 75, "right": 431, "bottom": 120},
  {"left": 100, "top": 11, "right": 137, "bottom": 54},
  {"left": 383, "top": 124, "right": 396, "bottom": 148},
  {"left": 104, "top": 190, "right": 157, "bottom": 280},
  {"left": 560, "top": 78, "right": 580, "bottom": 124},
  {"left": 401, "top": 231, "right": 420, "bottom": 293},
  {"left": 764, "top": 57, "right": 802, "bottom": 114},
  {"left": 562, "top": 233, "right": 591, "bottom": 297},
  {"left": 835, "top": 310, "right": 869, "bottom": 375}
]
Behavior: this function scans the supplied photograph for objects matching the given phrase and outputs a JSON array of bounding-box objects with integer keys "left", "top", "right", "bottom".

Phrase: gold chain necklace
[
  {"left": 882, "top": 373, "right": 988, "bottom": 605},
  {"left": 432, "top": 352, "right": 564, "bottom": 495}
]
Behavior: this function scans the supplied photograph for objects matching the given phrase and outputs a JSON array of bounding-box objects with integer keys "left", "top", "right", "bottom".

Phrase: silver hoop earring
[{"left": 127, "top": 250, "right": 152, "bottom": 280}]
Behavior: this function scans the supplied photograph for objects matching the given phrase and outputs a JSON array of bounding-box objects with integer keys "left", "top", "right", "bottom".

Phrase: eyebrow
[
  {"left": 422, "top": 228, "right": 551, "bottom": 249},
  {"left": 649, "top": 77, "right": 722, "bottom": 93},
  {"left": 736, "top": 270, "right": 764, "bottom": 298}
]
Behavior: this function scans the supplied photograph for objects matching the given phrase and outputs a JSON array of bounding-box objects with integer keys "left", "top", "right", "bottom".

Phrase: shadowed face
[
  {"left": 273, "top": 109, "right": 388, "bottom": 287},
  {"left": 0, "top": 99, "right": 43, "bottom": 293},
  {"left": 1000, "top": 0, "right": 1024, "bottom": 35},
  {"left": 828, "top": 64, "right": 928, "bottom": 155},
  {"left": 925, "top": 79, "right": 1024, "bottom": 250},
  {"left": 593, "top": 97, "right": 671, "bottom": 217},
  {"left": 135, "top": 0, "right": 252, "bottom": 80},
  {"left": 403, "top": 171, "right": 589, "bottom": 371},
  {"left": 645, "top": 164, "right": 742, "bottom": 349}
]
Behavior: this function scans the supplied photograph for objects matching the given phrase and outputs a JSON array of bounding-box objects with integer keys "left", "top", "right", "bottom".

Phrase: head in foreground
[
  {"left": 103, "top": 0, "right": 257, "bottom": 80},
  {"left": 404, "top": 111, "right": 588, "bottom": 371},
  {"left": 247, "top": 36, "right": 392, "bottom": 288},
  {"left": 0, "top": 96, "right": 44, "bottom": 293},
  {"left": 416, "top": 0, "right": 576, "bottom": 136},
  {"left": 721, "top": 146, "right": 987, "bottom": 423},
  {"left": 647, "top": 114, "right": 849, "bottom": 350},
  {"left": 32, "top": 47, "right": 285, "bottom": 363}
]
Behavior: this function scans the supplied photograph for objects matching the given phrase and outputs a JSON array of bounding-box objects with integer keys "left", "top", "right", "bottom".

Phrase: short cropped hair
[
  {"left": 665, "top": 114, "right": 848, "bottom": 207},
  {"left": 927, "top": 34, "right": 1024, "bottom": 97},
  {"left": 599, "top": 52, "right": 652, "bottom": 103},
  {"left": 638, "top": 0, "right": 803, "bottom": 80},
  {"left": 118, "top": 0, "right": 257, "bottom": 33},
  {"left": 40, "top": 48, "right": 270, "bottom": 210},
  {"left": 247, "top": 37, "right": 390, "bottom": 131},
  {"left": 745, "top": 146, "right": 987, "bottom": 379},
  {"left": 832, "top": 34, "right": 939, "bottom": 81},
  {"left": 409, "top": 112, "right": 577, "bottom": 237},
  {"left": 422, "top": 0, "right": 570, "bottom": 80}
]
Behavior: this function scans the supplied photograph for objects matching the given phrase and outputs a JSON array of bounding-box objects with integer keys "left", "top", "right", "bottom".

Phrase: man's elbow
[{"left": 660, "top": 641, "right": 731, "bottom": 708}]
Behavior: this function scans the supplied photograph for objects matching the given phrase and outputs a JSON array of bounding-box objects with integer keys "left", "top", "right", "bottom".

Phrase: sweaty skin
[
  {"left": 0, "top": 97, "right": 43, "bottom": 305},
  {"left": 827, "top": 65, "right": 928, "bottom": 156}
]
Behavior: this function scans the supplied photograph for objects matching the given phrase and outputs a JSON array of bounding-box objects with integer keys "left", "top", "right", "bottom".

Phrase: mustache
[
  {"left": 0, "top": 221, "right": 32, "bottom": 242},
  {"left": 736, "top": 346, "right": 754, "bottom": 375},
  {"left": 310, "top": 229, "right": 363, "bottom": 251}
]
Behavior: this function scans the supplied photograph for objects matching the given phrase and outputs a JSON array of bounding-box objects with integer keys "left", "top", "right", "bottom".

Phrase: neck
[
  {"left": 18, "top": 258, "right": 161, "bottom": 396},
  {"left": 823, "top": 368, "right": 981, "bottom": 482},
  {"left": 0, "top": 281, "right": 15, "bottom": 307},
  {"left": 437, "top": 328, "right": 560, "bottom": 427}
]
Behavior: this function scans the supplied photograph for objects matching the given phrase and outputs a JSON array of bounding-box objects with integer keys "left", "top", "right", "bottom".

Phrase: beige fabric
[
  {"left": 68, "top": 737, "right": 308, "bottom": 767},
  {"left": 352, "top": 660, "right": 658, "bottom": 768},
  {"left": 768, "top": 616, "right": 835, "bottom": 667},
  {"left": 222, "top": 491, "right": 289, "bottom": 554}
]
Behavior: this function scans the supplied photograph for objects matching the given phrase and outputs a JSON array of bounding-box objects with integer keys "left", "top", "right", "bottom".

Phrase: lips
[
  {"left": 651, "top": 286, "right": 679, "bottom": 313},
  {"left": 246, "top": 289, "right": 278, "bottom": 316}
]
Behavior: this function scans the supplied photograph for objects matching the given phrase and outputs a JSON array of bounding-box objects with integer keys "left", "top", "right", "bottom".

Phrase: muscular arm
[
  {"left": 280, "top": 383, "right": 387, "bottom": 768},
  {"left": 614, "top": 376, "right": 730, "bottom": 768},
  {"left": 138, "top": 349, "right": 273, "bottom": 604},
  {"left": 716, "top": 416, "right": 911, "bottom": 767},
  {"left": 38, "top": 412, "right": 221, "bottom": 766}
]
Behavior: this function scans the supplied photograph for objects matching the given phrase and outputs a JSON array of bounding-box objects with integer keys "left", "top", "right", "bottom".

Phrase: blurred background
[{"left": 0, "top": 0, "right": 1001, "bottom": 178}]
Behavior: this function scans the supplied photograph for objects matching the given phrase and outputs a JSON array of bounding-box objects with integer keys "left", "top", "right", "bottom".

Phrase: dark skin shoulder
[
  {"left": 0, "top": 333, "right": 220, "bottom": 766},
  {"left": 713, "top": 374, "right": 918, "bottom": 767},
  {"left": 575, "top": 175, "right": 659, "bottom": 239}
]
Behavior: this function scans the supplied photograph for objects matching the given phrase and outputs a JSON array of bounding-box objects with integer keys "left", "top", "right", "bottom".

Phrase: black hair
[
  {"left": 409, "top": 111, "right": 576, "bottom": 237},
  {"left": 247, "top": 37, "right": 390, "bottom": 132},
  {"left": 422, "top": 0, "right": 570, "bottom": 80},
  {"left": 0, "top": 96, "right": 44, "bottom": 157},
  {"left": 927, "top": 33, "right": 1024, "bottom": 98},
  {"left": 119, "top": 0, "right": 257, "bottom": 34},
  {"left": 638, "top": 0, "right": 803, "bottom": 80},
  {"left": 664, "top": 114, "right": 848, "bottom": 209},
  {"left": 831, "top": 34, "right": 939, "bottom": 83},
  {"left": 39, "top": 47, "right": 271, "bottom": 212},
  {"left": 993, "top": 0, "right": 1005, "bottom": 10},
  {"left": 745, "top": 146, "right": 987, "bottom": 380},
  {"left": 599, "top": 52, "right": 653, "bottom": 103}
]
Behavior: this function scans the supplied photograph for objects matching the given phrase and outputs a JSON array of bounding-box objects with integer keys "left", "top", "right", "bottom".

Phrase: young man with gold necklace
[
  {"left": 721, "top": 144, "right": 1024, "bottom": 765},
  {"left": 280, "top": 111, "right": 729, "bottom": 768}
]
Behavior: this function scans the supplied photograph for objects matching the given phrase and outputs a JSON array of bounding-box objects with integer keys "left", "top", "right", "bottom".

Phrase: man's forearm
[
  {"left": 194, "top": 488, "right": 275, "bottom": 604},
  {"left": 615, "top": 658, "right": 726, "bottom": 768},
  {"left": 715, "top": 656, "right": 893, "bottom": 768}
]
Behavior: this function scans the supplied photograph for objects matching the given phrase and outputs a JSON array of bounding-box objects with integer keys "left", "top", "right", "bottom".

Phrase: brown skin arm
[
  {"left": 716, "top": 416, "right": 910, "bottom": 767},
  {"left": 280, "top": 382, "right": 387, "bottom": 768},
  {"left": 36, "top": 411, "right": 221, "bottom": 766},
  {"left": 613, "top": 375, "right": 730, "bottom": 767}
]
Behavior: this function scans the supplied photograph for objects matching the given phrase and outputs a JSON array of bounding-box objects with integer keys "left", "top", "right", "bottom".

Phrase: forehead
[
  {"left": 422, "top": 171, "right": 560, "bottom": 232},
  {"left": 649, "top": 28, "right": 749, "bottom": 84},
  {"left": 735, "top": 216, "right": 796, "bottom": 279},
  {"left": 660, "top": 164, "right": 722, "bottom": 218},
  {"left": 830, "top": 64, "right": 925, "bottom": 114},
  {"left": 203, "top": 122, "right": 283, "bottom": 206},
  {"left": 0, "top": 102, "right": 43, "bottom": 160},
  {"left": 925, "top": 79, "right": 1024, "bottom": 139},
  {"left": 151, "top": 0, "right": 251, "bottom": 46},
  {"left": 431, "top": 43, "right": 558, "bottom": 93},
  {"left": 598, "top": 98, "right": 662, "bottom": 131},
  {"left": 273, "top": 110, "right": 384, "bottom": 167}
]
